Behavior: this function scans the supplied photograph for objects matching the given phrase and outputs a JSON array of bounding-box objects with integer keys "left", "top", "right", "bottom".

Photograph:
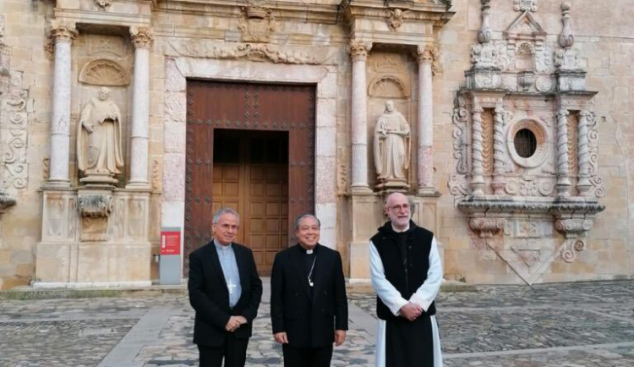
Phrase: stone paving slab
[{"left": 1, "top": 281, "right": 634, "bottom": 367}]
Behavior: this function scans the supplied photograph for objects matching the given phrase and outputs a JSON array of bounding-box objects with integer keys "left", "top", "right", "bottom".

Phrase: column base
[
  {"left": 350, "top": 185, "right": 374, "bottom": 195},
  {"left": 126, "top": 181, "right": 150, "bottom": 190},
  {"left": 417, "top": 187, "right": 441, "bottom": 197},
  {"left": 44, "top": 180, "right": 71, "bottom": 189}
]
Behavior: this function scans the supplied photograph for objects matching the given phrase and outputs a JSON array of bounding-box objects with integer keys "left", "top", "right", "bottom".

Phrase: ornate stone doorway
[{"left": 185, "top": 81, "right": 315, "bottom": 276}]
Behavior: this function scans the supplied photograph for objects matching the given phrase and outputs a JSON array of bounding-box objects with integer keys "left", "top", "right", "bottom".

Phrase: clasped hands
[
  {"left": 225, "top": 315, "right": 247, "bottom": 332},
  {"left": 399, "top": 302, "right": 423, "bottom": 321}
]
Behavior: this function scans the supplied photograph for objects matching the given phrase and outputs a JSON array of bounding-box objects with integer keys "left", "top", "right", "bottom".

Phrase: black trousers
[
  {"left": 282, "top": 344, "right": 333, "bottom": 367},
  {"left": 198, "top": 333, "right": 249, "bottom": 367}
]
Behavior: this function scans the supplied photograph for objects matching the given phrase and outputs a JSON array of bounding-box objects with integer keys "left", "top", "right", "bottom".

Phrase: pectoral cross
[{"left": 227, "top": 279, "right": 237, "bottom": 295}]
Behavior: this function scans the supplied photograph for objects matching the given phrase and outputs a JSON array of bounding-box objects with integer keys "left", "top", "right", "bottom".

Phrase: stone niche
[
  {"left": 35, "top": 188, "right": 151, "bottom": 286},
  {"left": 448, "top": 1, "right": 604, "bottom": 285}
]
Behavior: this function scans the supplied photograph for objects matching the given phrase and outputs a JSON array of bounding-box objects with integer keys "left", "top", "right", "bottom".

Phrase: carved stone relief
[
  {"left": 88, "top": 36, "right": 126, "bottom": 57},
  {"left": 79, "top": 59, "right": 130, "bottom": 86},
  {"left": 368, "top": 53, "right": 410, "bottom": 99},
  {"left": 239, "top": 3, "right": 276, "bottom": 43},
  {"left": 78, "top": 192, "right": 113, "bottom": 242},
  {"left": 94, "top": 0, "right": 112, "bottom": 11},
  {"left": 388, "top": 9, "right": 408, "bottom": 31}
]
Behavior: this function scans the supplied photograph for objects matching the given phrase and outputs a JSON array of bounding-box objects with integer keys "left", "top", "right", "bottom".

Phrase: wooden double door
[{"left": 185, "top": 81, "right": 316, "bottom": 276}]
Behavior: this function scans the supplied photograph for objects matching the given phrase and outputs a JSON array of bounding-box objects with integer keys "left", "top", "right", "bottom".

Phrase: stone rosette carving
[
  {"left": 239, "top": 4, "right": 276, "bottom": 42},
  {"left": 470, "top": 218, "right": 506, "bottom": 238},
  {"left": 79, "top": 59, "right": 130, "bottom": 86}
]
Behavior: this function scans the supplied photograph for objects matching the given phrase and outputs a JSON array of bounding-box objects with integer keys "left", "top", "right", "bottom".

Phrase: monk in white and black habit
[{"left": 370, "top": 192, "right": 443, "bottom": 367}]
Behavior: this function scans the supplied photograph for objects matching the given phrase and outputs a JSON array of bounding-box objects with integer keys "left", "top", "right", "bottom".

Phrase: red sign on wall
[{"left": 160, "top": 229, "right": 181, "bottom": 256}]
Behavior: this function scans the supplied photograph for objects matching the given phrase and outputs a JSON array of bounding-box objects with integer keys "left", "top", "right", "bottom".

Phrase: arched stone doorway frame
[{"left": 161, "top": 57, "right": 338, "bottom": 278}]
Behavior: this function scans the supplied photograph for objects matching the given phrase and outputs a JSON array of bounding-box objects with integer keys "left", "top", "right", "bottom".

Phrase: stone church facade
[{"left": 0, "top": 0, "right": 631, "bottom": 289}]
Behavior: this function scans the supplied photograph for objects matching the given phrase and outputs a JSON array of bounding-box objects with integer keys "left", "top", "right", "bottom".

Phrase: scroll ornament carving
[
  {"left": 585, "top": 112, "right": 604, "bottom": 198},
  {"left": 470, "top": 218, "right": 506, "bottom": 238},
  {"left": 169, "top": 40, "right": 322, "bottom": 65},
  {"left": 2, "top": 78, "right": 29, "bottom": 191},
  {"left": 555, "top": 218, "right": 592, "bottom": 263},
  {"left": 130, "top": 27, "right": 154, "bottom": 49},
  {"left": 505, "top": 177, "right": 554, "bottom": 197},
  {"left": 451, "top": 96, "right": 469, "bottom": 175},
  {"left": 239, "top": 5, "right": 276, "bottom": 42},
  {"left": 152, "top": 159, "right": 161, "bottom": 193},
  {"left": 79, "top": 59, "right": 130, "bottom": 86},
  {"left": 448, "top": 174, "right": 468, "bottom": 197}
]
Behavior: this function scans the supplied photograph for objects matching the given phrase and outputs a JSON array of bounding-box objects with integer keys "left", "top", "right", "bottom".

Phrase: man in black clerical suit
[
  {"left": 270, "top": 213, "right": 348, "bottom": 367},
  {"left": 188, "top": 208, "right": 263, "bottom": 367}
]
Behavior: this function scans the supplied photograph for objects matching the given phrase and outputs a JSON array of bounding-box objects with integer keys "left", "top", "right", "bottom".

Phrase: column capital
[
  {"left": 349, "top": 40, "right": 372, "bottom": 60},
  {"left": 557, "top": 108, "right": 570, "bottom": 118},
  {"left": 50, "top": 20, "right": 78, "bottom": 43},
  {"left": 130, "top": 27, "right": 154, "bottom": 49},
  {"left": 415, "top": 44, "right": 440, "bottom": 75}
]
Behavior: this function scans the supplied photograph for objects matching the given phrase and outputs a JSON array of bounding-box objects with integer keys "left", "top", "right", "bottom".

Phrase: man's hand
[
  {"left": 274, "top": 332, "right": 289, "bottom": 344},
  {"left": 235, "top": 316, "right": 247, "bottom": 325},
  {"left": 225, "top": 316, "right": 243, "bottom": 332},
  {"left": 399, "top": 302, "right": 422, "bottom": 321},
  {"left": 334, "top": 330, "right": 346, "bottom": 346}
]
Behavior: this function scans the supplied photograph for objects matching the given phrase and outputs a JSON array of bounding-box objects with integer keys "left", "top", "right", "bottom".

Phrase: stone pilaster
[
  {"left": 48, "top": 21, "right": 77, "bottom": 187},
  {"left": 577, "top": 110, "right": 592, "bottom": 196},
  {"left": 127, "top": 27, "right": 153, "bottom": 188},
  {"left": 349, "top": 40, "right": 372, "bottom": 194},
  {"left": 470, "top": 105, "right": 485, "bottom": 197},
  {"left": 416, "top": 45, "right": 436, "bottom": 195},
  {"left": 492, "top": 100, "right": 506, "bottom": 195},
  {"left": 556, "top": 109, "right": 571, "bottom": 197}
]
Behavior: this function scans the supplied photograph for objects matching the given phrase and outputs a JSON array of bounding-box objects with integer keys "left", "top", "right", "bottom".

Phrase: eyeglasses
[{"left": 388, "top": 204, "right": 410, "bottom": 211}]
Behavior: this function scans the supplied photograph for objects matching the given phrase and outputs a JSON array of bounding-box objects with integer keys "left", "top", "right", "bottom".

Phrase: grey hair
[
  {"left": 293, "top": 213, "right": 321, "bottom": 231},
  {"left": 212, "top": 207, "right": 240, "bottom": 224}
]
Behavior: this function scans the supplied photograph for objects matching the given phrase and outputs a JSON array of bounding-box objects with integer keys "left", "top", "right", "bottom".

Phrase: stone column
[
  {"left": 48, "top": 21, "right": 77, "bottom": 187},
  {"left": 556, "top": 109, "right": 571, "bottom": 197},
  {"left": 492, "top": 99, "right": 506, "bottom": 195},
  {"left": 577, "top": 110, "right": 592, "bottom": 196},
  {"left": 127, "top": 27, "right": 154, "bottom": 188},
  {"left": 349, "top": 40, "right": 372, "bottom": 194},
  {"left": 416, "top": 45, "right": 435, "bottom": 195},
  {"left": 470, "top": 105, "right": 485, "bottom": 197}
]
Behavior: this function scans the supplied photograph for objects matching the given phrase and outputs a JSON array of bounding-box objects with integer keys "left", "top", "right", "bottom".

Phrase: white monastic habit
[{"left": 370, "top": 227, "right": 443, "bottom": 367}]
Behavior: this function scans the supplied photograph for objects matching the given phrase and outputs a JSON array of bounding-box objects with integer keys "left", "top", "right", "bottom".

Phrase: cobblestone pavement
[{"left": 0, "top": 281, "right": 633, "bottom": 367}]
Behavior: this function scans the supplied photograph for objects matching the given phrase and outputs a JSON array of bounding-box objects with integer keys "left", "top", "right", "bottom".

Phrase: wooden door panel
[{"left": 185, "top": 81, "right": 315, "bottom": 276}]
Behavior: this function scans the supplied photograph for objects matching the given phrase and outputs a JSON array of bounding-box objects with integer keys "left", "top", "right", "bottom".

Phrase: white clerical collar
[
  {"left": 213, "top": 240, "right": 232, "bottom": 251},
  {"left": 391, "top": 223, "right": 410, "bottom": 233}
]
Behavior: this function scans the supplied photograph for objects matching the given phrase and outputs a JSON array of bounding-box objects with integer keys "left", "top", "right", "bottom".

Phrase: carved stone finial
[
  {"left": 558, "top": 2, "right": 574, "bottom": 48},
  {"left": 349, "top": 40, "right": 372, "bottom": 60},
  {"left": 478, "top": 0, "right": 492, "bottom": 44},
  {"left": 130, "top": 27, "right": 154, "bottom": 49},
  {"left": 50, "top": 20, "right": 78, "bottom": 43}
]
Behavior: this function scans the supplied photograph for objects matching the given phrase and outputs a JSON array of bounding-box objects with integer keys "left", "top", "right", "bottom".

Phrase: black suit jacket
[
  {"left": 188, "top": 240, "right": 263, "bottom": 347},
  {"left": 270, "top": 244, "right": 348, "bottom": 348}
]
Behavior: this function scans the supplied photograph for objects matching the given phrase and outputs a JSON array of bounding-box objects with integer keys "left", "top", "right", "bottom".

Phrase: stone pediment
[{"left": 505, "top": 11, "right": 546, "bottom": 39}]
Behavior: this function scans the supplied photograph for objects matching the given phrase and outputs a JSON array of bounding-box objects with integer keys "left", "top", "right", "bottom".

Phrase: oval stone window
[{"left": 513, "top": 128, "right": 537, "bottom": 158}]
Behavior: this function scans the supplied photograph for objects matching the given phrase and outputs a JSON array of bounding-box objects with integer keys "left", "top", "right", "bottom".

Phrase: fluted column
[
  {"left": 492, "top": 100, "right": 506, "bottom": 195},
  {"left": 48, "top": 21, "right": 77, "bottom": 187},
  {"left": 127, "top": 27, "right": 154, "bottom": 188},
  {"left": 556, "top": 109, "right": 571, "bottom": 197},
  {"left": 577, "top": 110, "right": 592, "bottom": 196},
  {"left": 349, "top": 40, "right": 372, "bottom": 194},
  {"left": 470, "top": 105, "right": 485, "bottom": 197},
  {"left": 416, "top": 45, "right": 435, "bottom": 195}
]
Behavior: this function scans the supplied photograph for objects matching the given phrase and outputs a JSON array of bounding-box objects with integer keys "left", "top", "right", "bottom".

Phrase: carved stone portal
[
  {"left": 374, "top": 100, "right": 410, "bottom": 191},
  {"left": 77, "top": 87, "right": 124, "bottom": 185}
]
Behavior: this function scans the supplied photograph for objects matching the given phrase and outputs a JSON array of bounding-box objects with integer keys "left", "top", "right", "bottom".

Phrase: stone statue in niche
[
  {"left": 374, "top": 100, "right": 411, "bottom": 191},
  {"left": 77, "top": 87, "right": 124, "bottom": 185}
]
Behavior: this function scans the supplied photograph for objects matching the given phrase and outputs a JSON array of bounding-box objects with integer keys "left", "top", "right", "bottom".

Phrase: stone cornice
[
  {"left": 154, "top": 0, "right": 341, "bottom": 25},
  {"left": 342, "top": 0, "right": 454, "bottom": 27},
  {"left": 457, "top": 197, "right": 605, "bottom": 216}
]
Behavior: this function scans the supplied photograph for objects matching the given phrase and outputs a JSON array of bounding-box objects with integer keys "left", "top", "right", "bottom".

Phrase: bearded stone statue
[
  {"left": 77, "top": 87, "right": 124, "bottom": 184},
  {"left": 374, "top": 100, "right": 411, "bottom": 190}
]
